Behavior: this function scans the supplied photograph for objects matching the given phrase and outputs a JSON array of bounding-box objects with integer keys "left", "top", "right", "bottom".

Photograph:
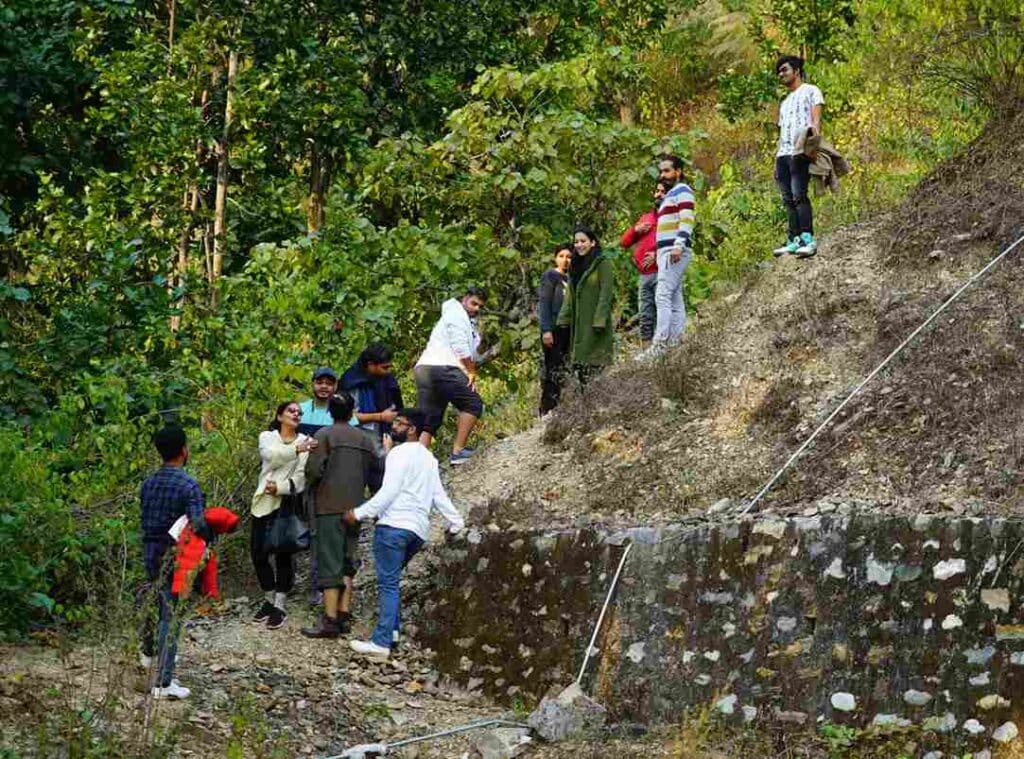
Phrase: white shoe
[
  {"left": 139, "top": 652, "right": 153, "bottom": 669},
  {"left": 349, "top": 639, "right": 391, "bottom": 659},
  {"left": 152, "top": 679, "right": 191, "bottom": 699}
]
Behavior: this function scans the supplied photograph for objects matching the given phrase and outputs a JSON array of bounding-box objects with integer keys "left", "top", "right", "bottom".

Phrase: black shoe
[
  {"left": 266, "top": 606, "right": 287, "bottom": 629},
  {"left": 253, "top": 600, "right": 275, "bottom": 622},
  {"left": 337, "top": 613, "right": 351, "bottom": 635},
  {"left": 301, "top": 615, "right": 341, "bottom": 639}
]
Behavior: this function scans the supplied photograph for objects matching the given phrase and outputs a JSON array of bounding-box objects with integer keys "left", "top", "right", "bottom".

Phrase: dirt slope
[{"left": 452, "top": 114, "right": 1024, "bottom": 530}]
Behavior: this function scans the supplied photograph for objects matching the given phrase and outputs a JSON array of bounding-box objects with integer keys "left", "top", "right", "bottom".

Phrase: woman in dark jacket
[
  {"left": 538, "top": 244, "right": 572, "bottom": 414},
  {"left": 557, "top": 226, "right": 615, "bottom": 387}
]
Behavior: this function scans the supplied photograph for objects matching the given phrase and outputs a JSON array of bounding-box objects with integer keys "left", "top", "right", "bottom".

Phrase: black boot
[{"left": 301, "top": 615, "right": 340, "bottom": 639}]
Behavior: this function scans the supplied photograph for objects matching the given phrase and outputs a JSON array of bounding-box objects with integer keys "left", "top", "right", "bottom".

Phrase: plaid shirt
[{"left": 140, "top": 465, "right": 208, "bottom": 577}]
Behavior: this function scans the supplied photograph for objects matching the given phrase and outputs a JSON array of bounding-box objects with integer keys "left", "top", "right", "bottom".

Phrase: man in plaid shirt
[{"left": 140, "top": 425, "right": 211, "bottom": 699}]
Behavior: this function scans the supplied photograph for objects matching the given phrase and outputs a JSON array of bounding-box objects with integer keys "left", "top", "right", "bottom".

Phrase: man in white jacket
[
  {"left": 344, "top": 408, "right": 464, "bottom": 658},
  {"left": 413, "top": 286, "right": 488, "bottom": 465}
]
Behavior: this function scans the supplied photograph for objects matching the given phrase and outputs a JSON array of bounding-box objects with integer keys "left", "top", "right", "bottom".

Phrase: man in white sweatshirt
[
  {"left": 413, "top": 286, "right": 488, "bottom": 466},
  {"left": 344, "top": 408, "right": 465, "bottom": 658}
]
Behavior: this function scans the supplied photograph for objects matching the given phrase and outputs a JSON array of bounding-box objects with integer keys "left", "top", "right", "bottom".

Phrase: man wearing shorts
[
  {"left": 301, "top": 392, "right": 382, "bottom": 638},
  {"left": 413, "top": 286, "right": 487, "bottom": 466}
]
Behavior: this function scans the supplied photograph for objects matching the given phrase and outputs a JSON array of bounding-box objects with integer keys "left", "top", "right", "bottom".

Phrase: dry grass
[{"left": 456, "top": 114, "right": 1024, "bottom": 526}]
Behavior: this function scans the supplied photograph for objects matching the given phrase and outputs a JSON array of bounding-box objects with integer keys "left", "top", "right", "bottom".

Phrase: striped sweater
[{"left": 656, "top": 182, "right": 695, "bottom": 256}]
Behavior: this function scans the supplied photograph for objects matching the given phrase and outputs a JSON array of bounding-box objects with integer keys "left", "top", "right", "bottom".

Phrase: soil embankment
[{"left": 451, "top": 112, "right": 1024, "bottom": 531}]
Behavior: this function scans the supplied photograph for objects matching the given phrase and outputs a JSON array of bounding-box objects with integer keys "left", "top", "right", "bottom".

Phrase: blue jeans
[
  {"left": 370, "top": 525, "right": 424, "bottom": 648},
  {"left": 775, "top": 154, "right": 813, "bottom": 239},
  {"left": 142, "top": 543, "right": 181, "bottom": 688}
]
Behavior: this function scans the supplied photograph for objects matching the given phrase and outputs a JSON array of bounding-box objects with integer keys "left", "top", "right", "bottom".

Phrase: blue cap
[{"left": 312, "top": 366, "right": 337, "bottom": 381}]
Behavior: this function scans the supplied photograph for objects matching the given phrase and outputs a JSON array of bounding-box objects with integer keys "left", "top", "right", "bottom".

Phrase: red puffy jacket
[
  {"left": 620, "top": 210, "right": 659, "bottom": 275},
  {"left": 171, "top": 506, "right": 240, "bottom": 600}
]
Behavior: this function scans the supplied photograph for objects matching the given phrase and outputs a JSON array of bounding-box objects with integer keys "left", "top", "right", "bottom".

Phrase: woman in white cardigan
[{"left": 251, "top": 400, "right": 318, "bottom": 629}]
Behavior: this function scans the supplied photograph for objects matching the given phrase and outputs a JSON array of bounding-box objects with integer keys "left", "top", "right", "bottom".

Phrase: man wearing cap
[
  {"left": 298, "top": 367, "right": 338, "bottom": 437},
  {"left": 298, "top": 366, "right": 338, "bottom": 605}
]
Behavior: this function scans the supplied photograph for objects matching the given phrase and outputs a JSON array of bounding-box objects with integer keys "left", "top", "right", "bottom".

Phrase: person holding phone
[{"left": 340, "top": 343, "right": 404, "bottom": 447}]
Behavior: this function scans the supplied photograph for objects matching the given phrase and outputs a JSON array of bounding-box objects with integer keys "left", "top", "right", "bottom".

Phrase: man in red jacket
[{"left": 621, "top": 180, "right": 670, "bottom": 343}]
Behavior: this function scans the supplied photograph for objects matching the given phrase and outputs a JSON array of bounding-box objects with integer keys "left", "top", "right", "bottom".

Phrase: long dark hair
[
  {"left": 570, "top": 225, "right": 601, "bottom": 285},
  {"left": 269, "top": 400, "right": 297, "bottom": 431}
]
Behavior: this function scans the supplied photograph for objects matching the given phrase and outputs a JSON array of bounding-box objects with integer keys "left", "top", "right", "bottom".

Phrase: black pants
[
  {"left": 775, "top": 154, "right": 813, "bottom": 239},
  {"left": 540, "top": 327, "right": 569, "bottom": 414},
  {"left": 573, "top": 363, "right": 604, "bottom": 389},
  {"left": 251, "top": 516, "right": 295, "bottom": 593}
]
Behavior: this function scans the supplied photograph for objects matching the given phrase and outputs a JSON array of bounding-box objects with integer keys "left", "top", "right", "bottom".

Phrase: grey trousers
[{"left": 638, "top": 272, "right": 657, "bottom": 342}]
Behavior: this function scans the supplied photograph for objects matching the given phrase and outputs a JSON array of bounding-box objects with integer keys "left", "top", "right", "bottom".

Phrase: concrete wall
[{"left": 419, "top": 512, "right": 1024, "bottom": 753}]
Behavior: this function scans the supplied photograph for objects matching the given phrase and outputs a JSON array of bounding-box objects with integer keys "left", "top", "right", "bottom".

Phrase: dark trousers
[
  {"left": 540, "top": 327, "right": 569, "bottom": 414},
  {"left": 573, "top": 363, "right": 603, "bottom": 388},
  {"left": 775, "top": 154, "right": 813, "bottom": 239},
  {"left": 141, "top": 541, "right": 180, "bottom": 687},
  {"left": 251, "top": 516, "right": 295, "bottom": 593}
]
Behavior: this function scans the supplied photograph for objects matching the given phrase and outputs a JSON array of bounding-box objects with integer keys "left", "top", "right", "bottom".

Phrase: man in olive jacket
[
  {"left": 556, "top": 226, "right": 615, "bottom": 383},
  {"left": 302, "top": 391, "right": 382, "bottom": 638}
]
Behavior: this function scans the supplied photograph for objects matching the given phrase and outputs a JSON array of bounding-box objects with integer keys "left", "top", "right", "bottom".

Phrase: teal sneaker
[
  {"left": 772, "top": 237, "right": 800, "bottom": 257},
  {"left": 794, "top": 232, "right": 817, "bottom": 258}
]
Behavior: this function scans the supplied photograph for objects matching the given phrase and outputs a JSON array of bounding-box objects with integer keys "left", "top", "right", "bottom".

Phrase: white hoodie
[{"left": 415, "top": 298, "right": 482, "bottom": 371}]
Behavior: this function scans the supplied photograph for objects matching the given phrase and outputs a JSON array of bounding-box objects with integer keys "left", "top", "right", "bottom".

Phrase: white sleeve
[
  {"left": 353, "top": 448, "right": 404, "bottom": 521},
  {"left": 431, "top": 463, "right": 465, "bottom": 533},
  {"left": 810, "top": 85, "right": 824, "bottom": 106},
  {"left": 441, "top": 302, "right": 473, "bottom": 359}
]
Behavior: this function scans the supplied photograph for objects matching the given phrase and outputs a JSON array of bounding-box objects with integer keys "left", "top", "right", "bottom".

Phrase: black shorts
[{"left": 414, "top": 364, "right": 484, "bottom": 434}]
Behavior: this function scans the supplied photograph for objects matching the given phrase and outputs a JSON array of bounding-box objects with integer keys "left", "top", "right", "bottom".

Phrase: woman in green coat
[{"left": 556, "top": 225, "right": 615, "bottom": 386}]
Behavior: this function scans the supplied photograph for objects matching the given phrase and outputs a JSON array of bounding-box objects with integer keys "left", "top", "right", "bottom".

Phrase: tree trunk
[
  {"left": 170, "top": 82, "right": 209, "bottom": 331},
  {"left": 306, "top": 145, "right": 329, "bottom": 236},
  {"left": 618, "top": 91, "right": 637, "bottom": 126},
  {"left": 211, "top": 49, "right": 237, "bottom": 305},
  {"left": 166, "top": 0, "right": 176, "bottom": 75}
]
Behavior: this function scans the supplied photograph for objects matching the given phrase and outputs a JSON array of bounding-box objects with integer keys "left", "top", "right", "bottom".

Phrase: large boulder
[{"left": 527, "top": 683, "right": 607, "bottom": 742}]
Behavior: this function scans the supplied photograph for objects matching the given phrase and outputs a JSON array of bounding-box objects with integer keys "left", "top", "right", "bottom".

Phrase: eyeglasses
[{"left": 287, "top": 408, "right": 303, "bottom": 416}]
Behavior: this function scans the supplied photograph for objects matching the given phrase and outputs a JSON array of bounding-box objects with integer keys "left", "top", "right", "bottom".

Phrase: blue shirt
[
  {"left": 299, "top": 398, "right": 357, "bottom": 437},
  {"left": 140, "top": 465, "right": 208, "bottom": 575},
  {"left": 140, "top": 465, "right": 206, "bottom": 538}
]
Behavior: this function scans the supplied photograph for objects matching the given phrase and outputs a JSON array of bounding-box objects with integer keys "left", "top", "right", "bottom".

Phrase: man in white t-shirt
[
  {"left": 772, "top": 55, "right": 823, "bottom": 259},
  {"left": 343, "top": 408, "right": 464, "bottom": 659},
  {"left": 413, "top": 286, "right": 489, "bottom": 466}
]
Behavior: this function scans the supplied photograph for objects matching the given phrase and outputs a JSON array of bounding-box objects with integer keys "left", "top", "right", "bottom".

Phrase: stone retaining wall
[{"left": 420, "top": 513, "right": 1024, "bottom": 753}]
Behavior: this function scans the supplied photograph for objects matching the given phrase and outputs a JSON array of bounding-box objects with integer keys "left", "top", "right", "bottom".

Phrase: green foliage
[{"left": 0, "top": 0, "right": 994, "bottom": 639}]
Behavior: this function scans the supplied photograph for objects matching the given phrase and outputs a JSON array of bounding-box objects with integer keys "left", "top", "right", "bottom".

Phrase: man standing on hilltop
[
  {"left": 772, "top": 54, "right": 823, "bottom": 259},
  {"left": 642, "top": 155, "right": 695, "bottom": 359}
]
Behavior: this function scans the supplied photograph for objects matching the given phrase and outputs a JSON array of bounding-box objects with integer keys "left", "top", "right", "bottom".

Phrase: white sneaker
[
  {"left": 349, "top": 639, "right": 391, "bottom": 659},
  {"left": 794, "top": 233, "right": 818, "bottom": 258},
  {"left": 152, "top": 679, "right": 191, "bottom": 699},
  {"left": 138, "top": 652, "right": 153, "bottom": 669},
  {"left": 773, "top": 237, "right": 800, "bottom": 256}
]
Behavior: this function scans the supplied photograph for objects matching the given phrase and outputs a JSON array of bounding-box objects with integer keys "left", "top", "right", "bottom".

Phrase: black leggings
[{"left": 251, "top": 516, "right": 295, "bottom": 593}]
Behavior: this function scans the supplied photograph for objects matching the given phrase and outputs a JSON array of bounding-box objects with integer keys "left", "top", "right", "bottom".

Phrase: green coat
[{"left": 556, "top": 253, "right": 615, "bottom": 366}]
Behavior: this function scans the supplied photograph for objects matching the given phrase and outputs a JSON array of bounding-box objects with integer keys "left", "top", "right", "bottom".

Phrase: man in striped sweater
[{"left": 647, "top": 155, "right": 695, "bottom": 355}]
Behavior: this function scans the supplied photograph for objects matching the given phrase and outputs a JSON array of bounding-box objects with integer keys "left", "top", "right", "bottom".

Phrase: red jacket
[
  {"left": 620, "top": 210, "right": 659, "bottom": 275},
  {"left": 171, "top": 506, "right": 240, "bottom": 600}
]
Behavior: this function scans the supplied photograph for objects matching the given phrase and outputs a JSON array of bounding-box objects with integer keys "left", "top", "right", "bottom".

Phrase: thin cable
[
  {"left": 743, "top": 230, "right": 1024, "bottom": 515},
  {"left": 325, "top": 719, "right": 530, "bottom": 758},
  {"left": 576, "top": 542, "right": 633, "bottom": 685}
]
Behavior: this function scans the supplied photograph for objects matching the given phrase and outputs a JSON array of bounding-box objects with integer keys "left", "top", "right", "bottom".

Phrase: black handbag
[{"left": 263, "top": 495, "right": 311, "bottom": 555}]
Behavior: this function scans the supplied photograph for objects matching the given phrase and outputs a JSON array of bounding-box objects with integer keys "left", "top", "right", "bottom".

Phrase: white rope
[
  {"left": 576, "top": 542, "right": 632, "bottom": 685},
  {"left": 743, "top": 230, "right": 1024, "bottom": 515}
]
